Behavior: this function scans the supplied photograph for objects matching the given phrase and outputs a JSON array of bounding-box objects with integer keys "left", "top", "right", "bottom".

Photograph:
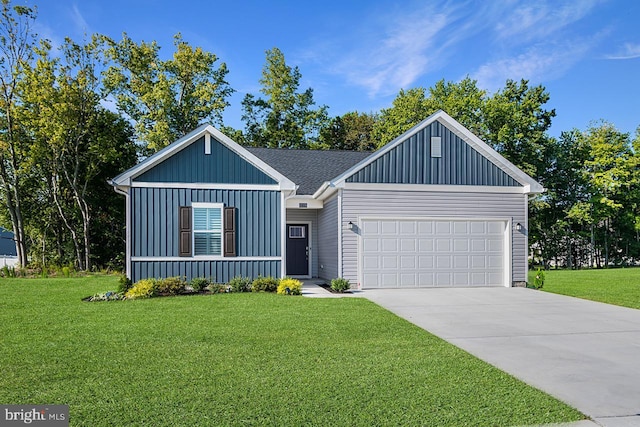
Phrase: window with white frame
[{"left": 193, "top": 203, "right": 223, "bottom": 256}]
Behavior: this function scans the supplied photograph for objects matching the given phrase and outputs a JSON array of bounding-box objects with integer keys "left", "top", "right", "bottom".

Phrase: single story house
[{"left": 111, "top": 110, "right": 543, "bottom": 288}]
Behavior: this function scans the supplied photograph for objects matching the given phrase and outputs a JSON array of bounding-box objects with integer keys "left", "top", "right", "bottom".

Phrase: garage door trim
[{"left": 356, "top": 216, "right": 512, "bottom": 288}]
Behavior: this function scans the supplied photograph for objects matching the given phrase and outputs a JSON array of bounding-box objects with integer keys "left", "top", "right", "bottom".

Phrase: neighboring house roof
[
  {"left": 0, "top": 227, "right": 16, "bottom": 256},
  {"left": 246, "top": 147, "right": 371, "bottom": 195}
]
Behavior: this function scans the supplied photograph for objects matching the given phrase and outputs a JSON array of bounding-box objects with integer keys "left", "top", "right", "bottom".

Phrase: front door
[{"left": 286, "top": 224, "right": 309, "bottom": 276}]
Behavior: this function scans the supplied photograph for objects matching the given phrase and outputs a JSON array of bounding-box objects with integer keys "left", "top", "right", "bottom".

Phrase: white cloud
[
  {"left": 328, "top": 3, "right": 464, "bottom": 97},
  {"left": 606, "top": 42, "right": 640, "bottom": 60},
  {"left": 494, "top": 0, "right": 602, "bottom": 43},
  {"left": 471, "top": 41, "right": 592, "bottom": 92},
  {"left": 70, "top": 4, "right": 90, "bottom": 34}
]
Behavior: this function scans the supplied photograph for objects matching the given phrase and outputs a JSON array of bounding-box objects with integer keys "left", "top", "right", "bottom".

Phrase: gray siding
[
  {"left": 131, "top": 260, "right": 280, "bottom": 283},
  {"left": 341, "top": 189, "right": 527, "bottom": 285},
  {"left": 286, "top": 209, "right": 318, "bottom": 277},
  {"left": 317, "top": 195, "right": 339, "bottom": 281},
  {"left": 134, "top": 136, "right": 277, "bottom": 184},
  {"left": 347, "top": 121, "right": 521, "bottom": 187},
  {"left": 131, "top": 188, "right": 280, "bottom": 257}
]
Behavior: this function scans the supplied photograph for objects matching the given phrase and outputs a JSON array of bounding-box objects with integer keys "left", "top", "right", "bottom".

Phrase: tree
[
  {"left": 103, "top": 33, "right": 233, "bottom": 154},
  {"left": 371, "top": 87, "right": 431, "bottom": 148},
  {"left": 483, "top": 79, "right": 556, "bottom": 178},
  {"left": 317, "top": 111, "right": 377, "bottom": 151},
  {"left": 241, "top": 47, "right": 328, "bottom": 149},
  {"left": 0, "top": 0, "right": 36, "bottom": 267},
  {"left": 21, "top": 37, "right": 137, "bottom": 270}
]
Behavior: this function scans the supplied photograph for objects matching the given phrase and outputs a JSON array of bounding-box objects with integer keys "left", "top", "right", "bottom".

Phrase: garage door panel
[{"left": 361, "top": 219, "right": 506, "bottom": 288}]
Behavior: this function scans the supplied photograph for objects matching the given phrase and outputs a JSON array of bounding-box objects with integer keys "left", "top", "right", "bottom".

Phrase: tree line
[{"left": 0, "top": 1, "right": 638, "bottom": 271}]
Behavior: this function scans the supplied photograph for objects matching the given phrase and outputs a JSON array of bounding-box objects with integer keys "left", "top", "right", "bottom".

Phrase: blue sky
[{"left": 33, "top": 0, "right": 640, "bottom": 138}]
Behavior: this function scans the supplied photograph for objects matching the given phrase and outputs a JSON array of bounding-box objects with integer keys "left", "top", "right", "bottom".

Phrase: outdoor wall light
[
  {"left": 348, "top": 221, "right": 355, "bottom": 231},
  {"left": 516, "top": 222, "right": 522, "bottom": 232}
]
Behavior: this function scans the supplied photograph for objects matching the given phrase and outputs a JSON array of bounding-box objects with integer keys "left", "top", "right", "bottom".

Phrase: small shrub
[
  {"left": 61, "top": 266, "right": 72, "bottom": 278},
  {"left": 156, "top": 276, "right": 187, "bottom": 295},
  {"left": 190, "top": 277, "right": 210, "bottom": 292},
  {"left": 88, "top": 291, "right": 123, "bottom": 302},
  {"left": 209, "top": 283, "right": 229, "bottom": 294},
  {"left": 117, "top": 275, "right": 133, "bottom": 294},
  {"left": 1, "top": 265, "right": 16, "bottom": 278},
  {"left": 331, "top": 278, "right": 350, "bottom": 293},
  {"left": 277, "top": 277, "right": 303, "bottom": 295},
  {"left": 251, "top": 276, "right": 279, "bottom": 292},
  {"left": 532, "top": 268, "right": 545, "bottom": 289},
  {"left": 125, "top": 279, "right": 157, "bottom": 299},
  {"left": 228, "top": 276, "right": 252, "bottom": 293}
]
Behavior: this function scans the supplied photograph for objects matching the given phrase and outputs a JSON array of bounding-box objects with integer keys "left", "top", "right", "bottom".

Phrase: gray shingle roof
[{"left": 245, "top": 147, "right": 372, "bottom": 195}]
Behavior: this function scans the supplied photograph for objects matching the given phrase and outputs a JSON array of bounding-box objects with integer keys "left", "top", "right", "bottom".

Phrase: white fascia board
[
  {"left": 343, "top": 182, "right": 529, "bottom": 194},
  {"left": 330, "top": 110, "right": 544, "bottom": 195},
  {"left": 111, "top": 124, "right": 297, "bottom": 192}
]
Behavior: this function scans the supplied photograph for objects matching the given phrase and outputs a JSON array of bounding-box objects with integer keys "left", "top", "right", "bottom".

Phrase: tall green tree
[
  {"left": 22, "top": 37, "right": 136, "bottom": 270},
  {"left": 103, "top": 33, "right": 233, "bottom": 154},
  {"left": 241, "top": 47, "right": 328, "bottom": 149},
  {"left": 483, "top": 79, "right": 556, "bottom": 178},
  {"left": 371, "top": 87, "right": 431, "bottom": 148},
  {"left": 0, "top": 0, "right": 36, "bottom": 267},
  {"left": 317, "top": 111, "right": 377, "bottom": 151}
]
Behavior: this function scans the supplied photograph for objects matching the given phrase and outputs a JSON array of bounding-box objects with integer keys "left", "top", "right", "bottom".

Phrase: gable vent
[
  {"left": 205, "top": 134, "right": 211, "bottom": 155},
  {"left": 431, "top": 137, "right": 442, "bottom": 158}
]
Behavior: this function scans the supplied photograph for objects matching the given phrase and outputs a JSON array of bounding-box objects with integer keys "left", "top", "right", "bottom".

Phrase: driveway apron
[{"left": 362, "top": 287, "right": 640, "bottom": 426}]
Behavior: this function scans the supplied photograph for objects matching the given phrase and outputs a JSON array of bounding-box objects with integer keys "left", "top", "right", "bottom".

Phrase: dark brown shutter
[
  {"left": 223, "top": 207, "right": 236, "bottom": 257},
  {"left": 179, "top": 206, "right": 192, "bottom": 257}
]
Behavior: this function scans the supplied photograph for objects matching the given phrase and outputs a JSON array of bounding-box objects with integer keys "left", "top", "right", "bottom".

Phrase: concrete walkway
[{"left": 357, "top": 287, "right": 640, "bottom": 427}]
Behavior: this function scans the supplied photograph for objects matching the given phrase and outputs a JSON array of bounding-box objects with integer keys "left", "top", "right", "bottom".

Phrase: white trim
[
  {"left": 342, "top": 182, "right": 528, "bottom": 194},
  {"left": 111, "top": 124, "right": 296, "bottom": 191},
  {"left": 192, "top": 202, "right": 224, "bottom": 257},
  {"left": 330, "top": 110, "right": 543, "bottom": 195},
  {"left": 505, "top": 219, "right": 513, "bottom": 288},
  {"left": 356, "top": 216, "right": 512, "bottom": 288},
  {"left": 285, "top": 221, "right": 312, "bottom": 279},
  {"left": 280, "top": 192, "right": 287, "bottom": 278},
  {"left": 131, "top": 181, "right": 281, "bottom": 191},
  {"left": 337, "top": 189, "right": 343, "bottom": 278},
  {"left": 131, "top": 256, "right": 282, "bottom": 262},
  {"left": 285, "top": 195, "right": 323, "bottom": 209}
]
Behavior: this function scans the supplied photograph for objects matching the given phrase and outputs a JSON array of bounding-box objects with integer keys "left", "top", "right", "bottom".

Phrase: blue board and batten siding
[
  {"left": 129, "top": 188, "right": 281, "bottom": 282},
  {"left": 347, "top": 121, "right": 521, "bottom": 187},
  {"left": 134, "top": 136, "right": 276, "bottom": 184},
  {"left": 126, "top": 133, "right": 283, "bottom": 283}
]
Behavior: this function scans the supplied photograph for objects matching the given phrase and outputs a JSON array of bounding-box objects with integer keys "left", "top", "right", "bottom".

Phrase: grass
[
  {"left": 530, "top": 267, "right": 640, "bottom": 309},
  {"left": 0, "top": 276, "right": 584, "bottom": 426}
]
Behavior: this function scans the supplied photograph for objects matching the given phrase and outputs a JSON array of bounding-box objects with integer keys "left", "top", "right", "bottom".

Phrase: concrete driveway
[{"left": 361, "top": 287, "right": 640, "bottom": 427}]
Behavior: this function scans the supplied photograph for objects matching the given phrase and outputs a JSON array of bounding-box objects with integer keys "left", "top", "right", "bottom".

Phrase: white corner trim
[
  {"left": 343, "top": 182, "right": 528, "bottom": 194},
  {"left": 337, "top": 189, "right": 343, "bottom": 278},
  {"left": 131, "top": 182, "right": 282, "bottom": 191},
  {"left": 280, "top": 192, "right": 287, "bottom": 278}
]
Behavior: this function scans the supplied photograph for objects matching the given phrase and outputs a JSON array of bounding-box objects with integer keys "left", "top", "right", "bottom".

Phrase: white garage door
[{"left": 361, "top": 219, "right": 506, "bottom": 288}]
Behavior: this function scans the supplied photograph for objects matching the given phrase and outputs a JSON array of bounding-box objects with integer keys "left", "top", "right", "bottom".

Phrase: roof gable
[
  {"left": 334, "top": 110, "right": 544, "bottom": 194},
  {"left": 111, "top": 125, "right": 295, "bottom": 190}
]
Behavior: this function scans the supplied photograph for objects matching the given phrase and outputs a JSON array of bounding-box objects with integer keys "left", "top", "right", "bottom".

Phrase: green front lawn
[
  {"left": 530, "top": 267, "right": 640, "bottom": 309},
  {"left": 0, "top": 276, "right": 583, "bottom": 426}
]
